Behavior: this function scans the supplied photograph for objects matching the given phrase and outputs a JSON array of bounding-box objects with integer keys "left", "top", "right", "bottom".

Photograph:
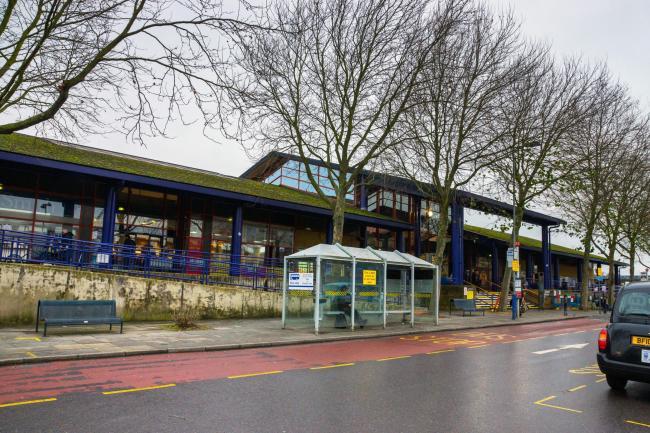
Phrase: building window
[
  {"left": 115, "top": 188, "right": 178, "bottom": 253},
  {"left": 263, "top": 160, "right": 354, "bottom": 201},
  {"left": 366, "top": 188, "right": 412, "bottom": 222},
  {"left": 242, "top": 221, "right": 294, "bottom": 262}
]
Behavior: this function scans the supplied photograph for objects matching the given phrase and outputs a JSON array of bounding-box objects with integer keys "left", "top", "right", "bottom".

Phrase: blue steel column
[
  {"left": 491, "top": 241, "right": 499, "bottom": 291},
  {"left": 576, "top": 259, "right": 583, "bottom": 286},
  {"left": 359, "top": 174, "right": 368, "bottom": 210},
  {"left": 450, "top": 201, "right": 464, "bottom": 285},
  {"left": 100, "top": 185, "right": 117, "bottom": 267},
  {"left": 229, "top": 206, "right": 243, "bottom": 276},
  {"left": 101, "top": 185, "right": 117, "bottom": 244},
  {"left": 414, "top": 197, "right": 421, "bottom": 257},
  {"left": 553, "top": 254, "right": 560, "bottom": 289},
  {"left": 542, "top": 225, "right": 551, "bottom": 291},
  {"left": 326, "top": 218, "right": 334, "bottom": 244}
]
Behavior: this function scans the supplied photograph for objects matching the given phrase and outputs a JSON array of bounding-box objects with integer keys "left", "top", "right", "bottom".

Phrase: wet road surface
[{"left": 2, "top": 317, "right": 650, "bottom": 432}]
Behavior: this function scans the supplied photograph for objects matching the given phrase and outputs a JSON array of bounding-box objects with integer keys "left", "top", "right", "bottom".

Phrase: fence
[{"left": 0, "top": 229, "right": 283, "bottom": 291}]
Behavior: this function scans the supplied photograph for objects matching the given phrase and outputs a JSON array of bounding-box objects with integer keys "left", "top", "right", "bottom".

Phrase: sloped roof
[
  {"left": 464, "top": 224, "right": 624, "bottom": 265},
  {"left": 0, "top": 134, "right": 397, "bottom": 223}
]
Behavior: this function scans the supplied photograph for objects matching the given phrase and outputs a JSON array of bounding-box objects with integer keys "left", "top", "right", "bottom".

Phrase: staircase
[{"left": 465, "top": 281, "right": 540, "bottom": 311}]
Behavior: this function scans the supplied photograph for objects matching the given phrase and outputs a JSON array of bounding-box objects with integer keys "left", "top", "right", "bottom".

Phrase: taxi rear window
[{"left": 616, "top": 290, "right": 650, "bottom": 316}]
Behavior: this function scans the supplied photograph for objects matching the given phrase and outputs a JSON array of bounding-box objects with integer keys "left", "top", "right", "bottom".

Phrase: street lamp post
[{"left": 511, "top": 140, "right": 541, "bottom": 320}]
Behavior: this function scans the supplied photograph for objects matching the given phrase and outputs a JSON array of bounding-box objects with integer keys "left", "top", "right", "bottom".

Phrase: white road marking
[{"left": 533, "top": 343, "right": 590, "bottom": 355}]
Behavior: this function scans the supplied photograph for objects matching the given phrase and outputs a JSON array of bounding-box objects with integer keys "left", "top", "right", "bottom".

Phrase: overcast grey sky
[{"left": 40, "top": 0, "right": 650, "bottom": 272}]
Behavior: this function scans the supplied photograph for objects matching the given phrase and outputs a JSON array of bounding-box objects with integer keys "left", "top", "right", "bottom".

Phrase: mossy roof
[
  {"left": 464, "top": 224, "right": 619, "bottom": 264},
  {"left": 0, "top": 133, "right": 396, "bottom": 222}
]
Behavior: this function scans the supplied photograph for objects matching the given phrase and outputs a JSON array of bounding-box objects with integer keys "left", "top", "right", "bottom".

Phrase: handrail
[{"left": 0, "top": 229, "right": 283, "bottom": 290}]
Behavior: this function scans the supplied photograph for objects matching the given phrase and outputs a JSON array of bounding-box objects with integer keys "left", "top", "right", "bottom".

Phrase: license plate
[
  {"left": 643, "top": 350, "right": 650, "bottom": 364},
  {"left": 631, "top": 336, "right": 650, "bottom": 347}
]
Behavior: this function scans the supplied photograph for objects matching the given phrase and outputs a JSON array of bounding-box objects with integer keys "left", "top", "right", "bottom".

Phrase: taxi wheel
[{"left": 606, "top": 375, "right": 628, "bottom": 390}]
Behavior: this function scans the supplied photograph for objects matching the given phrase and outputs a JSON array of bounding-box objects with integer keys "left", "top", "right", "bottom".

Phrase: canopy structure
[{"left": 282, "top": 244, "right": 439, "bottom": 335}]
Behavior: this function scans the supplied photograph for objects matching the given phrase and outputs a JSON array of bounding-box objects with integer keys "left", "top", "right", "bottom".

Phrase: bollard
[{"left": 511, "top": 294, "right": 518, "bottom": 320}]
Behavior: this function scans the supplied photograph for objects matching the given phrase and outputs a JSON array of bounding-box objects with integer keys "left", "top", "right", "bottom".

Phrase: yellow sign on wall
[
  {"left": 512, "top": 260, "right": 520, "bottom": 272},
  {"left": 362, "top": 270, "right": 377, "bottom": 285}
]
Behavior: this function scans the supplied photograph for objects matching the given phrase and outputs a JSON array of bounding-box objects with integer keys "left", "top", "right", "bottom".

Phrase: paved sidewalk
[{"left": 0, "top": 310, "right": 605, "bottom": 366}]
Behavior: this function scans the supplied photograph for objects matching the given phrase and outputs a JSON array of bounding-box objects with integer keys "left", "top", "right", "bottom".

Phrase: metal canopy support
[
  {"left": 366, "top": 247, "right": 388, "bottom": 329},
  {"left": 395, "top": 250, "right": 416, "bottom": 328},
  {"left": 315, "top": 256, "right": 321, "bottom": 335},
  {"left": 282, "top": 257, "right": 287, "bottom": 329},
  {"left": 335, "top": 243, "right": 356, "bottom": 330}
]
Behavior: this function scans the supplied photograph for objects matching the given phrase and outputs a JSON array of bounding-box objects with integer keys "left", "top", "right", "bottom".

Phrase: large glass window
[
  {"left": 242, "top": 221, "right": 294, "bottom": 261},
  {"left": 115, "top": 188, "right": 177, "bottom": 253},
  {"left": 211, "top": 216, "right": 232, "bottom": 255},
  {"left": 0, "top": 166, "right": 101, "bottom": 240},
  {"left": 262, "top": 160, "right": 354, "bottom": 201}
]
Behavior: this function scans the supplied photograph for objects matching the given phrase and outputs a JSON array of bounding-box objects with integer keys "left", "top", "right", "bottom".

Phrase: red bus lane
[{"left": 0, "top": 318, "right": 604, "bottom": 405}]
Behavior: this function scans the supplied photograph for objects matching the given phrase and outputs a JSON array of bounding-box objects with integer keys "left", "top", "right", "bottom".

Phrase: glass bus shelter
[{"left": 282, "top": 244, "right": 439, "bottom": 334}]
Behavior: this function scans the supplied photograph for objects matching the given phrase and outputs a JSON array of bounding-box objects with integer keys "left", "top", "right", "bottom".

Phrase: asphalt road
[{"left": 2, "top": 317, "right": 650, "bottom": 433}]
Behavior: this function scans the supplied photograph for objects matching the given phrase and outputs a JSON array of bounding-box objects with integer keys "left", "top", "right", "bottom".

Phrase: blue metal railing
[{"left": 0, "top": 229, "right": 283, "bottom": 291}]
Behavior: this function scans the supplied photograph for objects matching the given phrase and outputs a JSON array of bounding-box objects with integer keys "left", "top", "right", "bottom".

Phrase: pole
[{"left": 512, "top": 140, "right": 519, "bottom": 320}]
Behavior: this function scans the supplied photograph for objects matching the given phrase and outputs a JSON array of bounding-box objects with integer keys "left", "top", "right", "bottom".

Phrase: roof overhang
[{"left": 0, "top": 150, "right": 413, "bottom": 231}]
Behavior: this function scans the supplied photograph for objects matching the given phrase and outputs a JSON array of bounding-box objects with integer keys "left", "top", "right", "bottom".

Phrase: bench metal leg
[
  {"left": 43, "top": 323, "right": 47, "bottom": 337},
  {"left": 120, "top": 322, "right": 123, "bottom": 334},
  {"left": 109, "top": 324, "right": 112, "bottom": 331}
]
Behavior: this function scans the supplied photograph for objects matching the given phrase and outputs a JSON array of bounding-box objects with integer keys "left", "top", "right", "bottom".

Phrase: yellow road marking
[
  {"left": 468, "top": 345, "right": 488, "bottom": 349},
  {"left": 15, "top": 337, "right": 41, "bottom": 342},
  {"left": 377, "top": 355, "right": 411, "bottom": 362},
  {"left": 595, "top": 378, "right": 606, "bottom": 383},
  {"left": 25, "top": 351, "right": 37, "bottom": 358},
  {"left": 102, "top": 383, "right": 176, "bottom": 395},
  {"left": 568, "top": 385, "right": 587, "bottom": 392},
  {"left": 502, "top": 340, "right": 520, "bottom": 344},
  {"left": 227, "top": 371, "right": 283, "bottom": 379},
  {"left": 427, "top": 349, "right": 455, "bottom": 355},
  {"left": 626, "top": 420, "right": 650, "bottom": 429},
  {"left": 310, "top": 363, "right": 355, "bottom": 370},
  {"left": 0, "top": 398, "right": 56, "bottom": 408},
  {"left": 534, "top": 396, "right": 582, "bottom": 414}
]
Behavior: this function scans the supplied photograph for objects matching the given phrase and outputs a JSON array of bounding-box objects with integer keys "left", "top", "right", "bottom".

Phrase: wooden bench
[
  {"left": 35, "top": 300, "right": 123, "bottom": 337},
  {"left": 449, "top": 299, "right": 485, "bottom": 317}
]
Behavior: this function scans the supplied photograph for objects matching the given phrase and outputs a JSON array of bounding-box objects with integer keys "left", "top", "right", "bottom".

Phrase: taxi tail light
[{"left": 598, "top": 328, "right": 608, "bottom": 352}]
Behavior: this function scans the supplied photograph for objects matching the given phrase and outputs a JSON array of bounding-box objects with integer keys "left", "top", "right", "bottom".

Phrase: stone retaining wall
[{"left": 0, "top": 263, "right": 285, "bottom": 324}]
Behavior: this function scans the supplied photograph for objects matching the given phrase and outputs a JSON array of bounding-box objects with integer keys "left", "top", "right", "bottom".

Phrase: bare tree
[
  {"left": 229, "top": 0, "right": 465, "bottom": 243},
  {"left": 0, "top": 0, "right": 259, "bottom": 142},
  {"left": 618, "top": 130, "right": 650, "bottom": 282},
  {"left": 558, "top": 77, "right": 643, "bottom": 309},
  {"left": 386, "top": 3, "right": 523, "bottom": 268},
  {"left": 593, "top": 139, "right": 648, "bottom": 304},
  {"left": 488, "top": 54, "right": 600, "bottom": 311}
]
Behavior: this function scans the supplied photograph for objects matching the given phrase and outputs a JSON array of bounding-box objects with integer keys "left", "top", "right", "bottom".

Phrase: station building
[{"left": 0, "top": 134, "right": 622, "bottom": 292}]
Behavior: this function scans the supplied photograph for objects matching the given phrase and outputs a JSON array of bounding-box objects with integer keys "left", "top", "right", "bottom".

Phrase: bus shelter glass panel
[
  {"left": 320, "top": 259, "right": 353, "bottom": 330},
  {"left": 354, "top": 261, "right": 384, "bottom": 328},
  {"left": 414, "top": 267, "right": 438, "bottom": 323},
  {"left": 283, "top": 258, "right": 316, "bottom": 329},
  {"left": 385, "top": 265, "right": 412, "bottom": 325}
]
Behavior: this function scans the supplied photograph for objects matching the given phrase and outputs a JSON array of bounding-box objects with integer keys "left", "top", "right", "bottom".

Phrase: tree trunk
[
  {"left": 331, "top": 194, "right": 347, "bottom": 244},
  {"left": 432, "top": 199, "right": 450, "bottom": 267},
  {"left": 498, "top": 207, "right": 524, "bottom": 312},
  {"left": 580, "top": 222, "right": 596, "bottom": 310},
  {"left": 608, "top": 255, "right": 616, "bottom": 306},
  {"left": 629, "top": 241, "right": 636, "bottom": 282}
]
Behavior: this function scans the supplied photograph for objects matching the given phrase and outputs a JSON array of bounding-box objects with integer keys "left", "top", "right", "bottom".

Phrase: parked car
[{"left": 597, "top": 282, "right": 650, "bottom": 390}]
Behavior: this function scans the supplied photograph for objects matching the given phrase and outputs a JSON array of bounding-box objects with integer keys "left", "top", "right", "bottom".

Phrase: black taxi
[{"left": 597, "top": 282, "right": 650, "bottom": 390}]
